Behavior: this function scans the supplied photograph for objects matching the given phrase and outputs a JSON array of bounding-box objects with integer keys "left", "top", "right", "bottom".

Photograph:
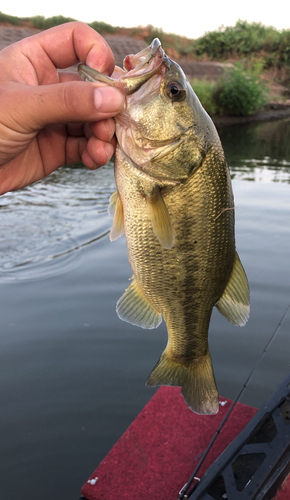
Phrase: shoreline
[{"left": 213, "top": 104, "right": 290, "bottom": 127}]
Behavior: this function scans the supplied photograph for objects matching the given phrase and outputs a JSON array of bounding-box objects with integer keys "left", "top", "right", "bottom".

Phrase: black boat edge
[{"left": 188, "top": 373, "right": 290, "bottom": 499}]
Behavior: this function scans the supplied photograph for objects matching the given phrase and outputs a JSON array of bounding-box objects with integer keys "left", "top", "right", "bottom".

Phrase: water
[{"left": 0, "top": 119, "right": 290, "bottom": 499}]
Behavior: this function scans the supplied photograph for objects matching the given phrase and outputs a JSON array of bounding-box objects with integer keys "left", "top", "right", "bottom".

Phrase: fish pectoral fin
[
  {"left": 108, "top": 190, "right": 118, "bottom": 217},
  {"left": 116, "top": 277, "right": 162, "bottom": 329},
  {"left": 215, "top": 251, "right": 250, "bottom": 326},
  {"left": 145, "top": 188, "right": 174, "bottom": 249},
  {"left": 146, "top": 349, "right": 219, "bottom": 415},
  {"left": 110, "top": 193, "right": 125, "bottom": 241}
]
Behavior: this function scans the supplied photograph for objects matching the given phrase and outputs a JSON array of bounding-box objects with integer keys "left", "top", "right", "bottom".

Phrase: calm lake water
[{"left": 0, "top": 118, "right": 290, "bottom": 499}]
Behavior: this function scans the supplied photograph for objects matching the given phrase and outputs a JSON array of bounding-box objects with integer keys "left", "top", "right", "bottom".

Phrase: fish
[{"left": 78, "top": 38, "right": 250, "bottom": 415}]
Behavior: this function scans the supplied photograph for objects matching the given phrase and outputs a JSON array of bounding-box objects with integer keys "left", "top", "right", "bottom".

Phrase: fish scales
[
  {"left": 78, "top": 38, "right": 250, "bottom": 415},
  {"left": 116, "top": 145, "right": 235, "bottom": 358}
]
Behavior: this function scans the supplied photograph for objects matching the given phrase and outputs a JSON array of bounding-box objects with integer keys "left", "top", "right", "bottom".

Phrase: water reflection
[
  {"left": 1, "top": 119, "right": 290, "bottom": 282},
  {"left": 219, "top": 118, "right": 290, "bottom": 182},
  {"left": 0, "top": 163, "right": 115, "bottom": 281}
]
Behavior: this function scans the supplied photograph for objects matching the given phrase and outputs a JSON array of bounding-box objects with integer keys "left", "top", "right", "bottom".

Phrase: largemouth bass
[{"left": 78, "top": 39, "right": 250, "bottom": 415}]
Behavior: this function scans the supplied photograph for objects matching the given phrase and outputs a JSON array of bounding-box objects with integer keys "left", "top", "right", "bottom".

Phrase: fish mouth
[
  {"left": 123, "top": 38, "right": 165, "bottom": 73},
  {"left": 119, "top": 38, "right": 166, "bottom": 95},
  {"left": 78, "top": 38, "right": 166, "bottom": 96}
]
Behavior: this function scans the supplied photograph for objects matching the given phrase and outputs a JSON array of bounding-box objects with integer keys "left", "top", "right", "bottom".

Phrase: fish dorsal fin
[
  {"left": 116, "top": 277, "right": 162, "bottom": 329},
  {"left": 215, "top": 251, "right": 250, "bottom": 326},
  {"left": 108, "top": 190, "right": 118, "bottom": 217},
  {"left": 145, "top": 187, "right": 174, "bottom": 249},
  {"left": 109, "top": 193, "right": 125, "bottom": 241}
]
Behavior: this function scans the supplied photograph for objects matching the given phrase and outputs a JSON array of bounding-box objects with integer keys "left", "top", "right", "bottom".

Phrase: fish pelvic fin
[
  {"left": 117, "top": 277, "right": 162, "bottom": 329},
  {"left": 109, "top": 193, "right": 125, "bottom": 241},
  {"left": 215, "top": 250, "right": 250, "bottom": 327},
  {"left": 108, "top": 190, "right": 118, "bottom": 217},
  {"left": 146, "top": 349, "right": 219, "bottom": 415},
  {"left": 145, "top": 187, "right": 174, "bottom": 249}
]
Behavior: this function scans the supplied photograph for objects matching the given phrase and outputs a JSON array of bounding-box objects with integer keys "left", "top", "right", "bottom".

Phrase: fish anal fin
[
  {"left": 145, "top": 188, "right": 174, "bottom": 249},
  {"left": 216, "top": 251, "right": 250, "bottom": 326},
  {"left": 110, "top": 194, "right": 125, "bottom": 241},
  {"left": 117, "top": 277, "right": 162, "bottom": 329},
  {"left": 146, "top": 349, "right": 219, "bottom": 415}
]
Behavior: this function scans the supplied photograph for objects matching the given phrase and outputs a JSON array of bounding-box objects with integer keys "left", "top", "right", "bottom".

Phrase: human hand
[{"left": 0, "top": 22, "right": 125, "bottom": 195}]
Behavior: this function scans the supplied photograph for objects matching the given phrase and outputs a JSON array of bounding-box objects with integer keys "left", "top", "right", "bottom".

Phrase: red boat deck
[{"left": 81, "top": 386, "right": 290, "bottom": 500}]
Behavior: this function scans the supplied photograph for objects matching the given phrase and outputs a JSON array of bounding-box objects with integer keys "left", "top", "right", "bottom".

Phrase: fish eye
[{"left": 166, "top": 81, "right": 186, "bottom": 101}]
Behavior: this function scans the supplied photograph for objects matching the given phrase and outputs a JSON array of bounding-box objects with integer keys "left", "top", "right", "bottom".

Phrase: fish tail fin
[{"left": 146, "top": 349, "right": 219, "bottom": 415}]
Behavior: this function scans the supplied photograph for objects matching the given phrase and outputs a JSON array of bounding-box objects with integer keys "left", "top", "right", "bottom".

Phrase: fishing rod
[{"left": 178, "top": 300, "right": 290, "bottom": 500}]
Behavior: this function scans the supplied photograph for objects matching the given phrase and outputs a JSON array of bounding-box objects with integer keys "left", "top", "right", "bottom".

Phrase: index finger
[
  {"left": 38, "top": 22, "right": 115, "bottom": 73},
  {"left": 4, "top": 22, "right": 115, "bottom": 84}
]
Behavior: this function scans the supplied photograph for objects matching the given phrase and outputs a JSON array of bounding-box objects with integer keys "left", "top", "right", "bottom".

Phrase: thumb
[{"left": 23, "top": 80, "right": 125, "bottom": 131}]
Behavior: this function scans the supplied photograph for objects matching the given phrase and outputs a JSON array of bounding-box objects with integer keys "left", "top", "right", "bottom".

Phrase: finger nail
[
  {"left": 94, "top": 87, "right": 124, "bottom": 113},
  {"left": 104, "top": 142, "right": 114, "bottom": 163},
  {"left": 104, "top": 120, "right": 114, "bottom": 142}
]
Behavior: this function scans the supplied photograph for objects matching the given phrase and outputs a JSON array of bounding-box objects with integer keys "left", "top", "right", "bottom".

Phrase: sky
[{"left": 3, "top": 1, "right": 290, "bottom": 39}]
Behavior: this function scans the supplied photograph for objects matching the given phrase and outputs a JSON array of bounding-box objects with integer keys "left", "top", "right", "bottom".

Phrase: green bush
[
  {"left": 191, "top": 79, "right": 219, "bottom": 115},
  {"left": 190, "top": 64, "right": 269, "bottom": 116},
  {"left": 184, "top": 20, "right": 290, "bottom": 71},
  {"left": 193, "top": 20, "right": 275, "bottom": 58},
  {"left": 276, "top": 30, "right": 290, "bottom": 68},
  {"left": 214, "top": 64, "right": 269, "bottom": 115}
]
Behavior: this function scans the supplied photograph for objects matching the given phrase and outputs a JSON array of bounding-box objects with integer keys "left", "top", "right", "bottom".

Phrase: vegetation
[
  {"left": 31, "top": 15, "right": 121, "bottom": 34},
  {"left": 30, "top": 15, "right": 76, "bottom": 30},
  {"left": 0, "top": 11, "right": 120, "bottom": 35},
  {"left": 192, "top": 64, "right": 269, "bottom": 116},
  {"left": 0, "top": 11, "right": 22, "bottom": 25},
  {"left": 142, "top": 26, "right": 192, "bottom": 56},
  {"left": 184, "top": 20, "right": 290, "bottom": 70},
  {"left": 191, "top": 79, "right": 219, "bottom": 115},
  {"left": 88, "top": 21, "right": 120, "bottom": 34},
  {"left": 215, "top": 64, "right": 269, "bottom": 116},
  {"left": 0, "top": 12, "right": 288, "bottom": 116},
  {"left": 0, "top": 12, "right": 289, "bottom": 69},
  {"left": 191, "top": 21, "right": 279, "bottom": 57}
]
